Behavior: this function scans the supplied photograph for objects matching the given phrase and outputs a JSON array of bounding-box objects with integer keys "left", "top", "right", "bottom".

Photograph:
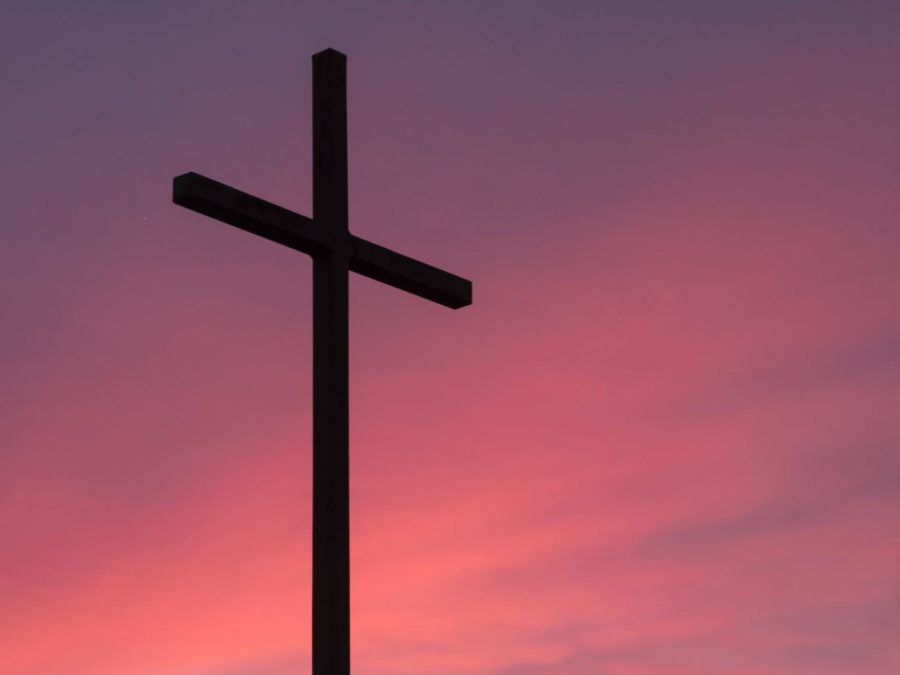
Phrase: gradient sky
[{"left": 2, "top": 2, "right": 899, "bottom": 674}]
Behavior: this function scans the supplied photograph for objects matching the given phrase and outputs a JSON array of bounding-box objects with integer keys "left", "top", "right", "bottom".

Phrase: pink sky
[{"left": 2, "top": 2, "right": 899, "bottom": 673}]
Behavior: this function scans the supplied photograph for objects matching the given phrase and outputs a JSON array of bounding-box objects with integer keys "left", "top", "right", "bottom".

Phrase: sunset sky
[{"left": 2, "top": 2, "right": 899, "bottom": 674}]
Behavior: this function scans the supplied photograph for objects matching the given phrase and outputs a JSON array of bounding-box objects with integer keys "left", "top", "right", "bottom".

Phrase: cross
[{"left": 171, "top": 49, "right": 471, "bottom": 675}]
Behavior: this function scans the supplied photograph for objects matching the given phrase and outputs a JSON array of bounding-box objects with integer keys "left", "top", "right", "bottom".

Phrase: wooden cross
[{"left": 172, "top": 48, "right": 471, "bottom": 675}]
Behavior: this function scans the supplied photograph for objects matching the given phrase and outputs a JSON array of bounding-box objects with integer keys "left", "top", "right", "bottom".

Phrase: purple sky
[{"left": 2, "top": 2, "right": 899, "bottom": 674}]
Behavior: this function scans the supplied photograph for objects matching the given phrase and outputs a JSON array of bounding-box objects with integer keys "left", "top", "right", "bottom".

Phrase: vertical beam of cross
[{"left": 311, "top": 49, "right": 350, "bottom": 675}]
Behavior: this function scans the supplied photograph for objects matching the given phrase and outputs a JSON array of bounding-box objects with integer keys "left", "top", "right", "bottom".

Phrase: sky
[{"left": 1, "top": 1, "right": 899, "bottom": 673}]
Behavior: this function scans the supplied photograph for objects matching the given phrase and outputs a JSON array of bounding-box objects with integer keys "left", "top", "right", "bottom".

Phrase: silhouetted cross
[{"left": 172, "top": 48, "right": 471, "bottom": 675}]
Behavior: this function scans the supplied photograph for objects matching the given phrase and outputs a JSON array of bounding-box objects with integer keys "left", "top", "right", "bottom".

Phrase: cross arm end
[
  {"left": 173, "top": 172, "right": 331, "bottom": 257},
  {"left": 350, "top": 236, "right": 472, "bottom": 309}
]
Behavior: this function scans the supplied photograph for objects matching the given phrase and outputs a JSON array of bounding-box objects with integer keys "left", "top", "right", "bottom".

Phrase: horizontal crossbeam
[
  {"left": 174, "top": 172, "right": 337, "bottom": 256},
  {"left": 173, "top": 172, "right": 472, "bottom": 309},
  {"left": 349, "top": 238, "right": 471, "bottom": 309}
]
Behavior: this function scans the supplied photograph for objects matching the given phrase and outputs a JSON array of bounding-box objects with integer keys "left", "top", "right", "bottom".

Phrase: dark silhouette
[{"left": 172, "top": 49, "right": 471, "bottom": 675}]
